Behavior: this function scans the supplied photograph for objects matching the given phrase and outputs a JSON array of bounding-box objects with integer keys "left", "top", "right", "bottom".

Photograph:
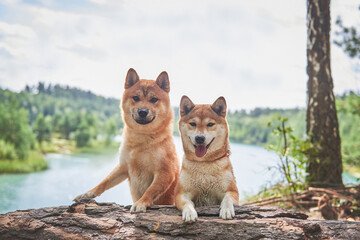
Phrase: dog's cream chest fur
[
  {"left": 180, "top": 157, "right": 233, "bottom": 206},
  {"left": 123, "top": 140, "right": 168, "bottom": 200},
  {"left": 129, "top": 169, "right": 153, "bottom": 200}
]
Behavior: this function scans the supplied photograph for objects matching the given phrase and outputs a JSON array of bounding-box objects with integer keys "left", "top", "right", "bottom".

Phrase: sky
[{"left": 0, "top": 0, "right": 359, "bottom": 111}]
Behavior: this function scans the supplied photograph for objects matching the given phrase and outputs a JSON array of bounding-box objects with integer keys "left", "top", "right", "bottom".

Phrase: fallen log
[
  {"left": 308, "top": 187, "right": 355, "bottom": 202},
  {"left": 0, "top": 200, "right": 359, "bottom": 240},
  {"left": 243, "top": 197, "right": 289, "bottom": 206}
]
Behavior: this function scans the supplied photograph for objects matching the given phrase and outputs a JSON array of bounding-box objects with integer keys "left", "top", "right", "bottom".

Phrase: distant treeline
[
  {"left": 0, "top": 83, "right": 121, "bottom": 161},
  {"left": 225, "top": 92, "right": 360, "bottom": 167},
  {"left": 0, "top": 83, "right": 359, "bottom": 167},
  {"left": 227, "top": 108, "right": 306, "bottom": 145},
  {"left": 22, "top": 83, "right": 123, "bottom": 129}
]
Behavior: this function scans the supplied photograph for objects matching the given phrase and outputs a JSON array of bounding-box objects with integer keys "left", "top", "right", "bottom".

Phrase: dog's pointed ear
[
  {"left": 125, "top": 68, "right": 139, "bottom": 89},
  {"left": 211, "top": 96, "right": 227, "bottom": 117},
  {"left": 180, "top": 95, "right": 195, "bottom": 117},
  {"left": 156, "top": 71, "right": 170, "bottom": 93}
]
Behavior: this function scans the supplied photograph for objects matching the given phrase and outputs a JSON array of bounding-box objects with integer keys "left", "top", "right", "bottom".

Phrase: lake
[{"left": 0, "top": 137, "right": 356, "bottom": 214}]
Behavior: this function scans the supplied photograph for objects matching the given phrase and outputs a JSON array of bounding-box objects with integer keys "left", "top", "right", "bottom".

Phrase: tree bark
[
  {"left": 1, "top": 200, "right": 359, "bottom": 239},
  {"left": 306, "top": 0, "right": 343, "bottom": 187}
]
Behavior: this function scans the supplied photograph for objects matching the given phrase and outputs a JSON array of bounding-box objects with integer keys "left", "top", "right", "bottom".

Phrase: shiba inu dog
[
  {"left": 175, "top": 96, "right": 239, "bottom": 222},
  {"left": 74, "top": 68, "right": 180, "bottom": 213}
]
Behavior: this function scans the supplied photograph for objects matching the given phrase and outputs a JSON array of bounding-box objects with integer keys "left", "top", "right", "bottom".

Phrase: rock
[{"left": 0, "top": 201, "right": 359, "bottom": 239}]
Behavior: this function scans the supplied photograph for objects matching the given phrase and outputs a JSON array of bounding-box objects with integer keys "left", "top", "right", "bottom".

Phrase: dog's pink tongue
[{"left": 195, "top": 145, "right": 207, "bottom": 158}]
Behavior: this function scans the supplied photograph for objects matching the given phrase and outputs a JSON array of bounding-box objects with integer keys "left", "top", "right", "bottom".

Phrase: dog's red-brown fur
[{"left": 74, "top": 68, "right": 180, "bottom": 213}]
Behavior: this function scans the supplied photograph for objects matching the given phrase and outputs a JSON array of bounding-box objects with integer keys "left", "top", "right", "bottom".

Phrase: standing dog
[
  {"left": 74, "top": 68, "right": 180, "bottom": 213},
  {"left": 175, "top": 96, "right": 239, "bottom": 222}
]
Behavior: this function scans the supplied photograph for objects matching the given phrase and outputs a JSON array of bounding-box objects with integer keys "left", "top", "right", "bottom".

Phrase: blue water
[
  {"left": 342, "top": 172, "right": 360, "bottom": 186},
  {"left": 0, "top": 137, "right": 357, "bottom": 214}
]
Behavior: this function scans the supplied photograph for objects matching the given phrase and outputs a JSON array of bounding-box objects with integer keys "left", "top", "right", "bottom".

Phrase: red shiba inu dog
[
  {"left": 175, "top": 96, "right": 239, "bottom": 222},
  {"left": 74, "top": 68, "right": 180, "bottom": 213}
]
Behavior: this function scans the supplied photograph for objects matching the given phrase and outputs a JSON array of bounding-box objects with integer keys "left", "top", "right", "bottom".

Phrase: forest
[
  {"left": 0, "top": 84, "right": 121, "bottom": 173},
  {"left": 0, "top": 83, "right": 359, "bottom": 173}
]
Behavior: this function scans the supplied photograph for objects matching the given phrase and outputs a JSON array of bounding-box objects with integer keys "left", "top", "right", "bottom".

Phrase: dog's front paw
[
  {"left": 219, "top": 204, "right": 235, "bottom": 220},
  {"left": 73, "top": 191, "right": 97, "bottom": 202},
  {"left": 130, "top": 201, "right": 147, "bottom": 213},
  {"left": 182, "top": 205, "right": 198, "bottom": 223}
]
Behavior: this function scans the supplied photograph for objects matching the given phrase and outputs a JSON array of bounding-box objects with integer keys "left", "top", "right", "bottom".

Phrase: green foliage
[
  {"left": 266, "top": 116, "right": 316, "bottom": 192},
  {"left": 75, "top": 120, "right": 91, "bottom": 147},
  {"left": 0, "top": 83, "right": 122, "bottom": 130},
  {"left": 337, "top": 91, "right": 360, "bottom": 115},
  {"left": 336, "top": 92, "right": 360, "bottom": 166},
  {"left": 0, "top": 84, "right": 123, "bottom": 173},
  {"left": 58, "top": 114, "right": 72, "bottom": 139},
  {"left": 334, "top": 14, "right": 360, "bottom": 59},
  {"left": 0, "top": 140, "right": 17, "bottom": 160},
  {"left": 225, "top": 93, "right": 360, "bottom": 168},
  {"left": 0, "top": 84, "right": 122, "bottom": 144},
  {"left": 37, "top": 138, "right": 76, "bottom": 154},
  {"left": 227, "top": 108, "right": 306, "bottom": 146},
  {"left": 74, "top": 140, "right": 119, "bottom": 154},
  {"left": 1, "top": 84, "right": 359, "bottom": 172},
  {"left": 245, "top": 183, "right": 295, "bottom": 208},
  {"left": 0, "top": 95, "right": 35, "bottom": 160},
  {"left": 34, "top": 114, "right": 52, "bottom": 143},
  {"left": 0, "top": 151, "right": 48, "bottom": 173},
  {"left": 104, "top": 118, "right": 118, "bottom": 144}
]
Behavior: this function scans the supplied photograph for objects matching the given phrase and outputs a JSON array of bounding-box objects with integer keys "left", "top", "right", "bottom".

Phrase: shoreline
[{"left": 0, "top": 138, "right": 120, "bottom": 174}]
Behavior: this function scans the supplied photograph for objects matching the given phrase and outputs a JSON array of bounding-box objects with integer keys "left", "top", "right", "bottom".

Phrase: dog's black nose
[
  {"left": 138, "top": 109, "right": 149, "bottom": 118},
  {"left": 195, "top": 135, "right": 205, "bottom": 144}
]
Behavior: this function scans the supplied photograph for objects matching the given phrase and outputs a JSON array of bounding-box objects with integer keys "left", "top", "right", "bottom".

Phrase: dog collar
[{"left": 214, "top": 151, "right": 230, "bottom": 161}]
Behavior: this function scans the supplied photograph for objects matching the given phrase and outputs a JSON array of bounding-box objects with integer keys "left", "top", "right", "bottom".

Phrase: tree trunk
[
  {"left": 1, "top": 201, "right": 359, "bottom": 239},
  {"left": 306, "top": 0, "right": 343, "bottom": 187}
]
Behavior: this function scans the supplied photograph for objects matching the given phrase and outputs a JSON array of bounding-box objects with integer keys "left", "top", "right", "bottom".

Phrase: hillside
[
  {"left": 0, "top": 84, "right": 359, "bottom": 169},
  {"left": 3, "top": 83, "right": 123, "bottom": 128}
]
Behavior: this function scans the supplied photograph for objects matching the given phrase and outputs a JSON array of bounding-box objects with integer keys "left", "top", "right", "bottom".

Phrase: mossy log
[{"left": 0, "top": 200, "right": 359, "bottom": 239}]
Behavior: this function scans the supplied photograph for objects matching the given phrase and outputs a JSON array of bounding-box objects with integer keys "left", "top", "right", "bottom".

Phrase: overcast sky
[{"left": 0, "top": 0, "right": 359, "bottom": 110}]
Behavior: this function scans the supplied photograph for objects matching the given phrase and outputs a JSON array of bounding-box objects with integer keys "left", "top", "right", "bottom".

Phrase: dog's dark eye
[
  {"left": 189, "top": 122, "right": 196, "bottom": 127},
  {"left": 207, "top": 123, "right": 215, "bottom": 127},
  {"left": 133, "top": 96, "right": 140, "bottom": 102},
  {"left": 150, "top": 97, "right": 158, "bottom": 103}
]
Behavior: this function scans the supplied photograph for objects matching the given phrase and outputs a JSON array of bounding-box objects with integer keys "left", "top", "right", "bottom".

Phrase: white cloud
[
  {"left": 57, "top": 44, "right": 108, "bottom": 60},
  {"left": 0, "top": 21, "right": 37, "bottom": 58},
  {"left": 0, "top": 21, "right": 36, "bottom": 39},
  {"left": 0, "top": 0, "right": 358, "bottom": 110}
]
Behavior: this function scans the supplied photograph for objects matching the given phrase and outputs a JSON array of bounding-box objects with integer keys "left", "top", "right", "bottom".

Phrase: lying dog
[
  {"left": 74, "top": 68, "right": 180, "bottom": 213},
  {"left": 175, "top": 96, "right": 239, "bottom": 222}
]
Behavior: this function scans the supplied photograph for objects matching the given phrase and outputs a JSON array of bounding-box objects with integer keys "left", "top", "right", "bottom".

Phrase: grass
[
  {"left": 0, "top": 139, "right": 119, "bottom": 174},
  {"left": 242, "top": 183, "right": 299, "bottom": 208},
  {"left": 74, "top": 140, "right": 119, "bottom": 154},
  {"left": 39, "top": 138, "right": 119, "bottom": 155},
  {"left": 0, "top": 150, "right": 48, "bottom": 174},
  {"left": 244, "top": 162, "right": 359, "bottom": 209},
  {"left": 344, "top": 164, "right": 360, "bottom": 179},
  {"left": 38, "top": 138, "right": 76, "bottom": 154}
]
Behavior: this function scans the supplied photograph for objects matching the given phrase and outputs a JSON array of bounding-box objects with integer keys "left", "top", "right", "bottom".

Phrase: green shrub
[
  {"left": 0, "top": 140, "right": 17, "bottom": 160},
  {"left": 266, "top": 116, "right": 315, "bottom": 193},
  {"left": 0, "top": 150, "right": 48, "bottom": 173},
  {"left": 75, "top": 121, "right": 91, "bottom": 147}
]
